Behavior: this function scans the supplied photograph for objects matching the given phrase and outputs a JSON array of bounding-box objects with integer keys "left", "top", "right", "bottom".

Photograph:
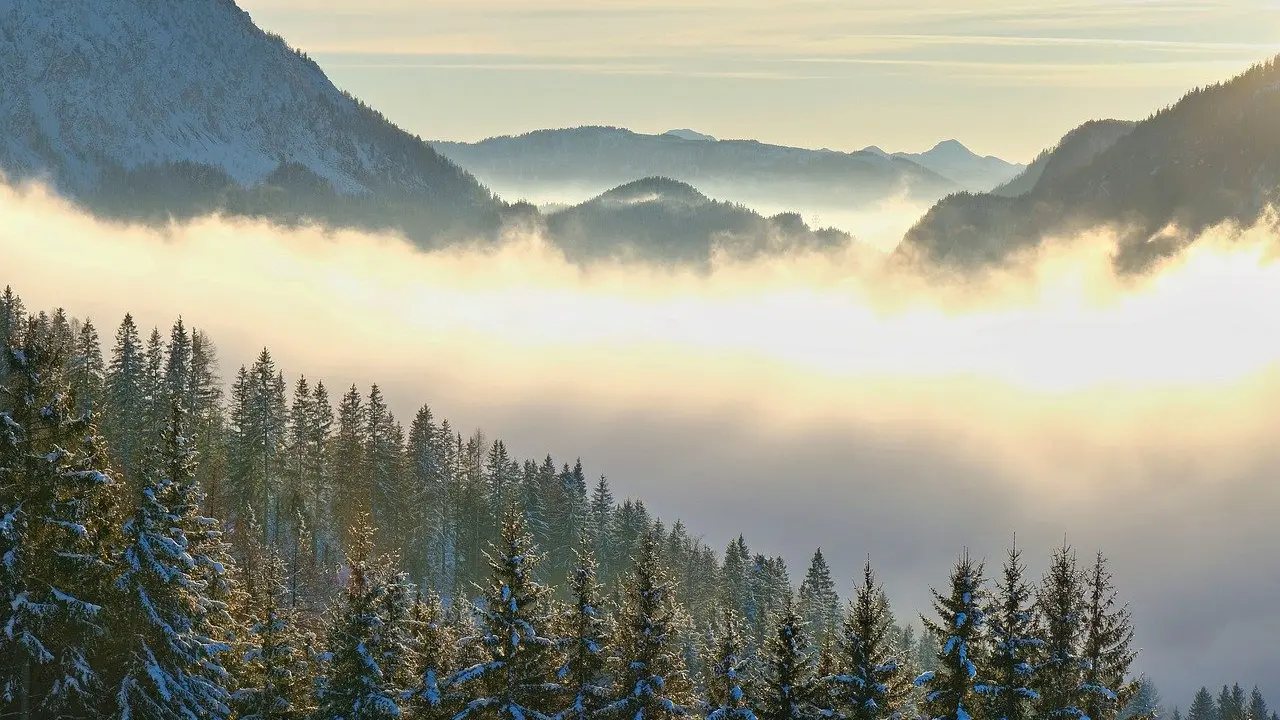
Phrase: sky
[
  {"left": 5, "top": 181, "right": 1280, "bottom": 706},
  {"left": 236, "top": 0, "right": 1280, "bottom": 161}
]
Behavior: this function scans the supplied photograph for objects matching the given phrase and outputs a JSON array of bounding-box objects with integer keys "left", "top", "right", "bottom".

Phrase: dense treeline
[{"left": 0, "top": 283, "right": 1161, "bottom": 719}]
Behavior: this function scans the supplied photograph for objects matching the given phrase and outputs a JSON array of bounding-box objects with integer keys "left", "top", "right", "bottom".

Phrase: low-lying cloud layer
[{"left": 4, "top": 180, "right": 1279, "bottom": 705}]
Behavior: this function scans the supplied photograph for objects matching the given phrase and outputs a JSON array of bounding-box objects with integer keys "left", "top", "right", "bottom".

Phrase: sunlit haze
[
  {"left": 237, "top": 0, "right": 1280, "bottom": 159},
  {"left": 5, "top": 180, "right": 1280, "bottom": 699}
]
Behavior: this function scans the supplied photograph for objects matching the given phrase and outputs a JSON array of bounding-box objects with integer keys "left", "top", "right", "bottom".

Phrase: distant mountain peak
[
  {"left": 925, "top": 139, "right": 975, "bottom": 157},
  {"left": 664, "top": 128, "right": 717, "bottom": 142}
]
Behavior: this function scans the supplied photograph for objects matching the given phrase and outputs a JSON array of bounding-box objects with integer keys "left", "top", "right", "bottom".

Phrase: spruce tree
[
  {"left": 450, "top": 506, "right": 560, "bottom": 720},
  {"left": 917, "top": 551, "right": 986, "bottom": 720},
  {"left": 70, "top": 318, "right": 105, "bottom": 417},
  {"left": 1034, "top": 542, "right": 1088, "bottom": 720},
  {"left": 409, "top": 589, "right": 459, "bottom": 720},
  {"left": 1247, "top": 688, "right": 1270, "bottom": 720},
  {"left": 142, "top": 326, "right": 168, "bottom": 445},
  {"left": 755, "top": 595, "right": 820, "bottom": 720},
  {"left": 824, "top": 560, "right": 906, "bottom": 720},
  {"left": 165, "top": 317, "right": 193, "bottom": 410},
  {"left": 0, "top": 321, "right": 117, "bottom": 718},
  {"left": 558, "top": 539, "right": 613, "bottom": 720},
  {"left": 798, "top": 549, "right": 842, "bottom": 645},
  {"left": 980, "top": 540, "right": 1041, "bottom": 720},
  {"left": 588, "top": 475, "right": 615, "bottom": 563},
  {"left": 233, "top": 546, "right": 315, "bottom": 720},
  {"left": 1188, "top": 688, "right": 1217, "bottom": 720},
  {"left": 705, "top": 606, "right": 756, "bottom": 720},
  {"left": 317, "top": 513, "right": 403, "bottom": 719},
  {"left": 1079, "top": 552, "right": 1136, "bottom": 720},
  {"left": 1221, "top": 686, "right": 1247, "bottom": 720},
  {"left": 108, "top": 404, "right": 234, "bottom": 719},
  {"left": 332, "top": 385, "right": 369, "bottom": 550},
  {"left": 605, "top": 530, "right": 694, "bottom": 720},
  {"left": 106, "top": 313, "right": 147, "bottom": 477},
  {"left": 1117, "top": 676, "right": 1160, "bottom": 720}
]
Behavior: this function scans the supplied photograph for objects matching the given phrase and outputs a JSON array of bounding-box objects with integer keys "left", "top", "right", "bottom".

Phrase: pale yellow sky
[{"left": 238, "top": 0, "right": 1280, "bottom": 161}]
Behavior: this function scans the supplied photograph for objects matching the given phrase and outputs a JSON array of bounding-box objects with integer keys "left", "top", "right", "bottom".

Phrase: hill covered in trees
[
  {"left": 0, "top": 283, "right": 1177, "bottom": 719},
  {"left": 542, "top": 177, "right": 852, "bottom": 266},
  {"left": 897, "top": 56, "right": 1280, "bottom": 271}
]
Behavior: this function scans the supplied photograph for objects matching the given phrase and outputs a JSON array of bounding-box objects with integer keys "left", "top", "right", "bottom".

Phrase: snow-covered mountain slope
[{"left": 0, "top": 0, "right": 493, "bottom": 208}]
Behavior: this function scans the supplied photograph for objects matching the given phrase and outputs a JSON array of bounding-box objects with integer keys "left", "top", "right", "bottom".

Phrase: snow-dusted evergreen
[
  {"left": 756, "top": 595, "right": 820, "bottom": 720},
  {"left": 409, "top": 590, "right": 458, "bottom": 720},
  {"left": 449, "top": 506, "right": 560, "bottom": 720},
  {"left": 0, "top": 286, "right": 1167, "bottom": 720},
  {"left": 822, "top": 561, "right": 906, "bottom": 720},
  {"left": 233, "top": 543, "right": 315, "bottom": 720},
  {"left": 557, "top": 540, "right": 613, "bottom": 720},
  {"left": 1078, "top": 552, "right": 1136, "bottom": 720},
  {"left": 977, "top": 540, "right": 1041, "bottom": 720},
  {"left": 704, "top": 607, "right": 756, "bottom": 720},
  {"left": 798, "top": 550, "right": 842, "bottom": 645},
  {"left": 0, "top": 320, "right": 116, "bottom": 717},
  {"left": 317, "top": 513, "right": 404, "bottom": 719},
  {"left": 108, "top": 402, "right": 233, "bottom": 719},
  {"left": 917, "top": 551, "right": 986, "bottom": 720},
  {"left": 605, "top": 531, "right": 695, "bottom": 720},
  {"left": 1033, "top": 544, "right": 1089, "bottom": 720}
]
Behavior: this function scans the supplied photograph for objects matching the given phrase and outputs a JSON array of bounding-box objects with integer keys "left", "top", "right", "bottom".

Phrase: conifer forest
[{"left": 0, "top": 284, "right": 1271, "bottom": 720}]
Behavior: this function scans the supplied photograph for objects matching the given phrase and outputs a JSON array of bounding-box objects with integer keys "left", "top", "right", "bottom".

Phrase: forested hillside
[
  {"left": 0, "top": 284, "right": 1183, "bottom": 719},
  {"left": 898, "top": 56, "right": 1280, "bottom": 271}
]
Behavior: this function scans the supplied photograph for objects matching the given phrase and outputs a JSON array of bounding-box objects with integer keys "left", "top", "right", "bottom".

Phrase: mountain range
[
  {"left": 898, "top": 57, "right": 1280, "bottom": 270},
  {"left": 2, "top": 0, "right": 1278, "bottom": 271},
  {"left": 432, "top": 128, "right": 1024, "bottom": 211}
]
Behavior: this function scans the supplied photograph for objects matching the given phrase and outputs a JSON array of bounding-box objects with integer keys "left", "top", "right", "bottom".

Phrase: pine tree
[
  {"left": 798, "top": 549, "right": 842, "bottom": 645},
  {"left": 233, "top": 545, "right": 315, "bottom": 720},
  {"left": 1079, "top": 552, "right": 1136, "bottom": 720},
  {"left": 308, "top": 380, "right": 336, "bottom": 569},
  {"left": 142, "top": 325, "right": 168, "bottom": 445},
  {"left": 187, "top": 329, "right": 228, "bottom": 522},
  {"left": 558, "top": 538, "right": 613, "bottom": 720},
  {"left": 406, "top": 404, "right": 446, "bottom": 587},
  {"left": 720, "top": 536, "right": 751, "bottom": 622},
  {"left": 450, "top": 506, "right": 561, "bottom": 720},
  {"left": 1247, "top": 688, "right": 1270, "bottom": 720},
  {"left": 332, "top": 385, "right": 369, "bottom": 550},
  {"left": 755, "top": 595, "right": 820, "bottom": 720},
  {"left": 317, "top": 513, "right": 403, "bottom": 719},
  {"left": 108, "top": 404, "right": 234, "bottom": 719},
  {"left": 824, "top": 560, "right": 906, "bottom": 720},
  {"left": 1217, "top": 687, "right": 1247, "bottom": 720},
  {"left": 1117, "top": 676, "right": 1160, "bottom": 720},
  {"left": 979, "top": 540, "right": 1042, "bottom": 720},
  {"left": 0, "top": 321, "right": 117, "bottom": 718},
  {"left": 1034, "top": 543, "right": 1088, "bottom": 720},
  {"left": 70, "top": 318, "right": 105, "bottom": 417},
  {"left": 605, "top": 530, "right": 694, "bottom": 720},
  {"left": 367, "top": 385, "right": 408, "bottom": 551},
  {"left": 409, "top": 589, "right": 459, "bottom": 720},
  {"left": 1188, "top": 688, "right": 1217, "bottom": 720},
  {"left": 917, "top": 551, "right": 986, "bottom": 720},
  {"left": 166, "top": 317, "right": 193, "bottom": 410},
  {"left": 705, "top": 606, "right": 756, "bottom": 720},
  {"left": 106, "top": 313, "right": 147, "bottom": 477},
  {"left": 588, "top": 475, "right": 614, "bottom": 562}
]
